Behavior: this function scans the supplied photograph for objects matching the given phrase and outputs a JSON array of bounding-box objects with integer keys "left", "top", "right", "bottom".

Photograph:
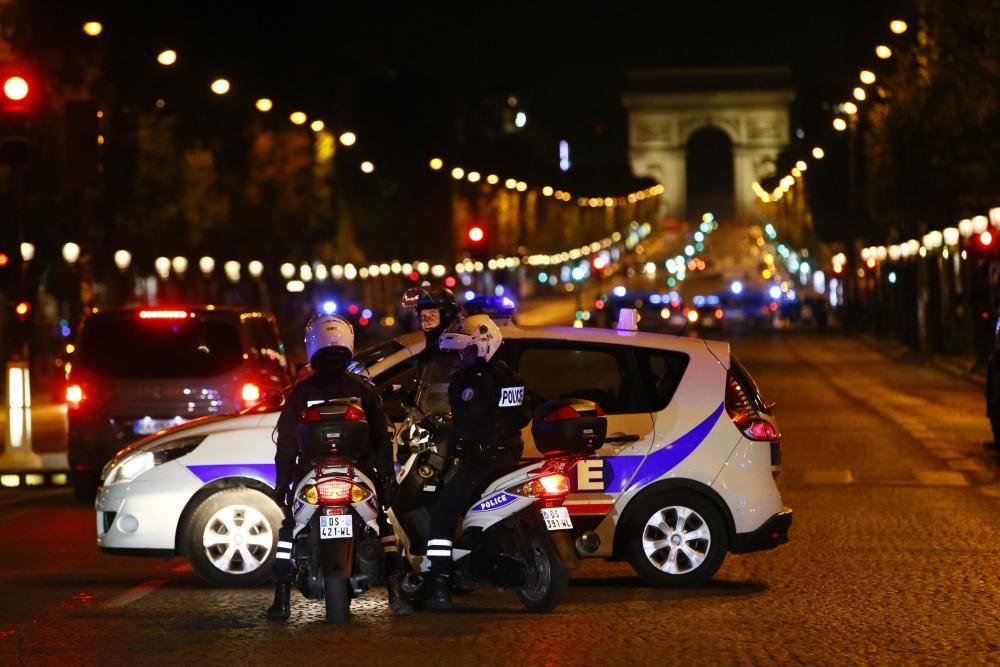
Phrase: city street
[{"left": 2, "top": 330, "right": 998, "bottom": 665}]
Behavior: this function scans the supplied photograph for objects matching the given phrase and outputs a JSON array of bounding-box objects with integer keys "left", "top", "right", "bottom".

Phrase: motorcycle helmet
[
  {"left": 439, "top": 314, "right": 502, "bottom": 362},
  {"left": 304, "top": 314, "right": 354, "bottom": 369}
]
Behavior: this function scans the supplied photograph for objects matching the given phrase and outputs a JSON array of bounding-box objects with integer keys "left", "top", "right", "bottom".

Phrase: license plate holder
[
  {"left": 319, "top": 514, "right": 353, "bottom": 539},
  {"left": 541, "top": 507, "right": 573, "bottom": 531}
]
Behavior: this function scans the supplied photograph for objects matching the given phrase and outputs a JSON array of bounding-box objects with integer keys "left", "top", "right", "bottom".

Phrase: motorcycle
[
  {"left": 288, "top": 398, "right": 384, "bottom": 622},
  {"left": 388, "top": 398, "right": 607, "bottom": 612}
]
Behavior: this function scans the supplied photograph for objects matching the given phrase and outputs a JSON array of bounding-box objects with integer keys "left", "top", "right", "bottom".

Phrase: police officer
[
  {"left": 423, "top": 314, "right": 532, "bottom": 611},
  {"left": 266, "top": 314, "right": 413, "bottom": 620},
  {"left": 412, "top": 287, "right": 460, "bottom": 415}
]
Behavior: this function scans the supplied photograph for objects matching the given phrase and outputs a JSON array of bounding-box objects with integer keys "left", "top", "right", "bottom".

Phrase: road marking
[
  {"left": 914, "top": 470, "right": 969, "bottom": 487},
  {"left": 803, "top": 469, "right": 854, "bottom": 485},
  {"left": 104, "top": 579, "right": 169, "bottom": 608}
]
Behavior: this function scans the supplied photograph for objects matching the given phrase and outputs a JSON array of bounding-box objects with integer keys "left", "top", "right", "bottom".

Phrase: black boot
[
  {"left": 266, "top": 582, "right": 291, "bottom": 620},
  {"left": 423, "top": 574, "right": 452, "bottom": 612},
  {"left": 387, "top": 572, "right": 414, "bottom": 616}
]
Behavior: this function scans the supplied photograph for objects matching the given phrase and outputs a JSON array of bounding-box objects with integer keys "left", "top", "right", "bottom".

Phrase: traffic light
[
  {"left": 1, "top": 69, "right": 35, "bottom": 166},
  {"left": 467, "top": 224, "right": 485, "bottom": 244},
  {"left": 466, "top": 223, "right": 487, "bottom": 259},
  {"left": 978, "top": 230, "right": 994, "bottom": 249}
]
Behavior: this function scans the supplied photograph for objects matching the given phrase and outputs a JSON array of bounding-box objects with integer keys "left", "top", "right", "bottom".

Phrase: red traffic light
[
  {"left": 15, "top": 301, "right": 30, "bottom": 319},
  {"left": 468, "top": 225, "right": 485, "bottom": 244},
  {"left": 0, "top": 252, "right": 8, "bottom": 267},
  {"left": 3, "top": 76, "right": 28, "bottom": 102},
  {"left": 979, "top": 230, "right": 994, "bottom": 248}
]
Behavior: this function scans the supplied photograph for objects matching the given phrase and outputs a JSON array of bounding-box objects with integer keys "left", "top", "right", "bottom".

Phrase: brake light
[
  {"left": 507, "top": 472, "right": 571, "bottom": 499},
  {"left": 241, "top": 383, "right": 261, "bottom": 405},
  {"left": 538, "top": 473, "right": 570, "bottom": 496},
  {"left": 66, "top": 384, "right": 84, "bottom": 407},
  {"left": 138, "top": 310, "right": 189, "bottom": 319},
  {"left": 316, "top": 478, "right": 354, "bottom": 504},
  {"left": 544, "top": 406, "right": 579, "bottom": 422},
  {"left": 344, "top": 405, "right": 365, "bottom": 421}
]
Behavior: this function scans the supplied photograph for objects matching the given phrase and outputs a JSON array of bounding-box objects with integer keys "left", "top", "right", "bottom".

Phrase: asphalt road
[{"left": 2, "top": 331, "right": 999, "bottom": 666}]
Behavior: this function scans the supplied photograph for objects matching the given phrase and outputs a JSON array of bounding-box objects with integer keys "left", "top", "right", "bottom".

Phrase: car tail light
[
  {"left": 66, "top": 384, "right": 84, "bottom": 407},
  {"left": 138, "top": 310, "right": 189, "bottom": 319},
  {"left": 726, "top": 367, "right": 779, "bottom": 442},
  {"left": 747, "top": 420, "right": 779, "bottom": 441},
  {"left": 241, "top": 383, "right": 261, "bottom": 406},
  {"left": 507, "top": 473, "right": 571, "bottom": 499}
]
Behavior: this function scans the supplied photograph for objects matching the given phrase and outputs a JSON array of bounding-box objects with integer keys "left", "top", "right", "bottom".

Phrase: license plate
[
  {"left": 134, "top": 418, "right": 185, "bottom": 435},
  {"left": 319, "top": 514, "right": 353, "bottom": 539},
  {"left": 541, "top": 507, "right": 573, "bottom": 531}
]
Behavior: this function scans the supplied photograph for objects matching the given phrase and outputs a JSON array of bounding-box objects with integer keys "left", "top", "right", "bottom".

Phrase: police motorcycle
[
  {"left": 388, "top": 398, "right": 607, "bottom": 612},
  {"left": 288, "top": 398, "right": 384, "bottom": 622}
]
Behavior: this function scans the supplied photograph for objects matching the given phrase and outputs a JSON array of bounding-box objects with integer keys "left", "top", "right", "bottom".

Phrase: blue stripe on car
[
  {"left": 187, "top": 463, "right": 276, "bottom": 487},
  {"left": 624, "top": 403, "right": 725, "bottom": 493}
]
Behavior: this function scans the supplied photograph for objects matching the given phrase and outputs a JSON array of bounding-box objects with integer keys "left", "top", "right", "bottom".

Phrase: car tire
[
  {"left": 70, "top": 470, "right": 98, "bottom": 504},
  {"left": 624, "top": 491, "right": 728, "bottom": 587},
  {"left": 186, "top": 488, "right": 283, "bottom": 587}
]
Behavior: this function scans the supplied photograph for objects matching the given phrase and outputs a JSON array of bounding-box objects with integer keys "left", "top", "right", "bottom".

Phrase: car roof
[{"left": 394, "top": 323, "right": 727, "bottom": 361}]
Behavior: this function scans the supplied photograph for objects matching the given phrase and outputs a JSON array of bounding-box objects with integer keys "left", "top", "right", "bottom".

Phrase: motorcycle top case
[
  {"left": 297, "top": 400, "right": 370, "bottom": 460},
  {"left": 531, "top": 399, "right": 607, "bottom": 457}
]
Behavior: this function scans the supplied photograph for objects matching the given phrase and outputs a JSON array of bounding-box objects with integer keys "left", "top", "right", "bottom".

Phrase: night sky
[{"left": 17, "top": 0, "right": 906, "bottom": 246}]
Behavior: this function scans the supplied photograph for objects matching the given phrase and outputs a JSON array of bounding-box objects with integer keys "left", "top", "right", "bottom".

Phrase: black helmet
[{"left": 415, "top": 287, "right": 458, "bottom": 326}]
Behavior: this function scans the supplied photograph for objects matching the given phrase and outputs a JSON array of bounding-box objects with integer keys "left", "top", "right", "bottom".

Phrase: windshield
[{"left": 77, "top": 313, "right": 244, "bottom": 378}]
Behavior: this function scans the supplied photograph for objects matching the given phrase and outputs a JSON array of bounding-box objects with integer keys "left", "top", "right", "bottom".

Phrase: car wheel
[
  {"left": 624, "top": 491, "right": 728, "bottom": 587},
  {"left": 70, "top": 470, "right": 98, "bottom": 504},
  {"left": 186, "top": 488, "right": 283, "bottom": 587}
]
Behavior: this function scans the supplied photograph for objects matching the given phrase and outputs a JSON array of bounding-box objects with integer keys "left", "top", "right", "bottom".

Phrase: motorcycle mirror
[{"left": 401, "top": 287, "right": 426, "bottom": 310}]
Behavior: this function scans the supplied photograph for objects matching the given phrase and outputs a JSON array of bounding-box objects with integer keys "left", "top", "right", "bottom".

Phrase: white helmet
[
  {"left": 439, "top": 314, "right": 502, "bottom": 362},
  {"left": 304, "top": 314, "right": 354, "bottom": 366}
]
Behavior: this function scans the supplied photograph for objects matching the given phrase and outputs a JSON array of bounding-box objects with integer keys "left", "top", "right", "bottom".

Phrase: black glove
[{"left": 272, "top": 486, "right": 290, "bottom": 510}]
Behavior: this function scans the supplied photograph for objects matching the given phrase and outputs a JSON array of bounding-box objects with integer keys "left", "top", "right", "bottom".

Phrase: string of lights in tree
[{"left": 752, "top": 18, "right": 909, "bottom": 206}]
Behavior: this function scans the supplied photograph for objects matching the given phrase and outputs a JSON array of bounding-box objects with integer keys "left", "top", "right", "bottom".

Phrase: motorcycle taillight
[{"left": 316, "top": 478, "right": 353, "bottom": 504}]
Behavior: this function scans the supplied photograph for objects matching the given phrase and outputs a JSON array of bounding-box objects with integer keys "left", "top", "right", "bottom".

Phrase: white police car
[{"left": 97, "top": 320, "right": 791, "bottom": 587}]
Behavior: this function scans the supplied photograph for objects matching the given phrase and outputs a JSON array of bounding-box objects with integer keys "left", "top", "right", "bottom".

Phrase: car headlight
[{"left": 105, "top": 436, "right": 206, "bottom": 484}]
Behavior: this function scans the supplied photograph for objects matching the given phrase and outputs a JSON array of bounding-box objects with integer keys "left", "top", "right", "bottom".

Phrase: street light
[
  {"left": 62, "top": 242, "right": 81, "bottom": 264},
  {"left": 889, "top": 20, "right": 908, "bottom": 34},
  {"left": 114, "top": 250, "right": 131, "bottom": 271},
  {"left": 853, "top": 87, "right": 866, "bottom": 101},
  {"left": 171, "top": 256, "right": 188, "bottom": 275},
  {"left": 973, "top": 215, "right": 989, "bottom": 234},
  {"left": 339, "top": 132, "right": 357, "bottom": 146},
  {"left": 360, "top": 161, "right": 374, "bottom": 173},
  {"left": 959, "top": 218, "right": 974, "bottom": 238},
  {"left": 542, "top": 186, "right": 554, "bottom": 196},
  {"left": 154, "top": 256, "right": 170, "bottom": 279},
  {"left": 860, "top": 70, "right": 876, "bottom": 85},
  {"left": 795, "top": 160, "right": 807, "bottom": 171},
  {"left": 199, "top": 256, "right": 215, "bottom": 275},
  {"left": 289, "top": 111, "right": 307, "bottom": 125},
  {"left": 19, "top": 242, "right": 34, "bottom": 262},
  {"left": 943, "top": 227, "right": 960, "bottom": 246},
  {"left": 451, "top": 167, "right": 464, "bottom": 180},
  {"left": 875, "top": 45, "right": 892, "bottom": 59},
  {"left": 505, "top": 178, "right": 517, "bottom": 189},
  {"left": 224, "top": 261, "right": 241, "bottom": 283},
  {"left": 467, "top": 171, "right": 481, "bottom": 183},
  {"left": 157, "top": 50, "right": 177, "bottom": 66},
  {"left": 82, "top": 21, "right": 103, "bottom": 37},
  {"left": 833, "top": 118, "right": 847, "bottom": 131},
  {"left": 812, "top": 147, "right": 825, "bottom": 159},
  {"left": 487, "top": 174, "right": 499, "bottom": 185},
  {"left": 248, "top": 260, "right": 264, "bottom": 278},
  {"left": 310, "top": 120, "right": 325, "bottom": 132},
  {"left": 210, "top": 78, "right": 231, "bottom": 95},
  {"left": 842, "top": 101, "right": 858, "bottom": 115},
  {"left": 516, "top": 181, "right": 528, "bottom": 192},
  {"left": 255, "top": 98, "right": 273, "bottom": 112},
  {"left": 429, "top": 157, "right": 443, "bottom": 170},
  {"left": 990, "top": 207, "right": 1000, "bottom": 227},
  {"left": 280, "top": 262, "right": 296, "bottom": 279}
]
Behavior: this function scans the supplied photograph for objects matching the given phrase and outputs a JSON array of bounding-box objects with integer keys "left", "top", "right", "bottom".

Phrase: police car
[{"left": 97, "top": 317, "right": 791, "bottom": 587}]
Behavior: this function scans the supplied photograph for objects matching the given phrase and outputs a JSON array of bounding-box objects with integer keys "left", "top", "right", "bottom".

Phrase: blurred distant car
[{"left": 67, "top": 306, "right": 291, "bottom": 502}]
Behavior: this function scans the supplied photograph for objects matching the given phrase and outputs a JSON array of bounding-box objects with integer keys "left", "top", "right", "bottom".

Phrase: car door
[{"left": 510, "top": 340, "right": 656, "bottom": 530}]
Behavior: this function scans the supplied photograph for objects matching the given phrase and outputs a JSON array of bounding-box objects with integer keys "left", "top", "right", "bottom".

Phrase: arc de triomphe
[{"left": 623, "top": 68, "right": 794, "bottom": 220}]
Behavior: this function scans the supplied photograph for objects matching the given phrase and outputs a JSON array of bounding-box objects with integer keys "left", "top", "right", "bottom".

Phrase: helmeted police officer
[
  {"left": 413, "top": 287, "right": 460, "bottom": 416},
  {"left": 266, "top": 314, "right": 413, "bottom": 620},
  {"left": 423, "top": 314, "right": 532, "bottom": 611}
]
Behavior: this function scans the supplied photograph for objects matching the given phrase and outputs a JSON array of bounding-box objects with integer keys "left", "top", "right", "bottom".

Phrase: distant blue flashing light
[
  {"left": 322, "top": 300, "right": 338, "bottom": 315},
  {"left": 731, "top": 281, "right": 743, "bottom": 295}
]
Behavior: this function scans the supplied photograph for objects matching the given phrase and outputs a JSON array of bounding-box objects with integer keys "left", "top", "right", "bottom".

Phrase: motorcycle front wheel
[
  {"left": 515, "top": 535, "right": 568, "bottom": 613},
  {"left": 324, "top": 575, "right": 350, "bottom": 623}
]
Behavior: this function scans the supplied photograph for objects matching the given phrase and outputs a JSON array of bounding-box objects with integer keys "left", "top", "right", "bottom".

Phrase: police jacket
[
  {"left": 274, "top": 370, "right": 393, "bottom": 493},
  {"left": 415, "top": 337, "right": 460, "bottom": 415},
  {"left": 448, "top": 359, "right": 532, "bottom": 457}
]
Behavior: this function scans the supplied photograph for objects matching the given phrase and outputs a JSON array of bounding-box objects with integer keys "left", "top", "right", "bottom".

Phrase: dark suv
[{"left": 67, "top": 306, "right": 291, "bottom": 501}]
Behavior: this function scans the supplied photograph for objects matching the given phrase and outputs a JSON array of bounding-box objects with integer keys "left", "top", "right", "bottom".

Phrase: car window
[
  {"left": 372, "top": 357, "right": 419, "bottom": 390},
  {"left": 247, "top": 317, "right": 287, "bottom": 370},
  {"left": 634, "top": 347, "right": 690, "bottom": 412},
  {"left": 514, "top": 342, "right": 642, "bottom": 415},
  {"left": 77, "top": 314, "right": 243, "bottom": 378}
]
